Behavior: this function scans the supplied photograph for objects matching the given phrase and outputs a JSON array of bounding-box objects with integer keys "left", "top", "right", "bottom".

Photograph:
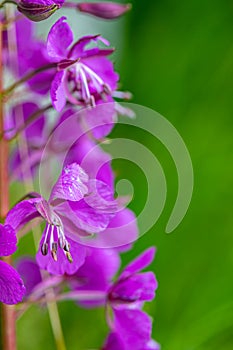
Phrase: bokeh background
[{"left": 10, "top": 0, "right": 233, "bottom": 349}]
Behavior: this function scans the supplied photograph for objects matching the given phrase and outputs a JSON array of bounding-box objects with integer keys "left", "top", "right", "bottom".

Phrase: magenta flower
[
  {"left": 103, "top": 248, "right": 159, "bottom": 350},
  {"left": 5, "top": 163, "right": 117, "bottom": 275},
  {"left": 47, "top": 17, "right": 119, "bottom": 111},
  {"left": 0, "top": 224, "right": 26, "bottom": 304},
  {"left": 108, "top": 247, "right": 157, "bottom": 304}
]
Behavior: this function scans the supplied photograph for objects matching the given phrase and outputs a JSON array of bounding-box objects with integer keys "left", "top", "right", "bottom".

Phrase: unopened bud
[
  {"left": 17, "top": 0, "right": 62, "bottom": 22},
  {"left": 77, "top": 2, "right": 132, "bottom": 20}
]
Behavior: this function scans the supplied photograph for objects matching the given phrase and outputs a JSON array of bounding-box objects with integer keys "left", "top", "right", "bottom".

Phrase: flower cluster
[{"left": 0, "top": 1, "right": 160, "bottom": 349}]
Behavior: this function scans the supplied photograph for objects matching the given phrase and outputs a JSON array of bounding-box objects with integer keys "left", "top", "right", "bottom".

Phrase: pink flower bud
[{"left": 77, "top": 2, "right": 132, "bottom": 20}]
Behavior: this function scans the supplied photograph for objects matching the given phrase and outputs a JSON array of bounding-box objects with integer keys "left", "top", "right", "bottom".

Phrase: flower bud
[
  {"left": 17, "top": 0, "right": 63, "bottom": 22},
  {"left": 77, "top": 2, "right": 132, "bottom": 20}
]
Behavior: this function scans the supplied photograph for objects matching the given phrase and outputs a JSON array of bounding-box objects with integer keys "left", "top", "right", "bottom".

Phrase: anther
[
  {"left": 41, "top": 243, "right": 48, "bottom": 256},
  {"left": 51, "top": 249, "right": 58, "bottom": 262},
  {"left": 66, "top": 251, "right": 73, "bottom": 263}
]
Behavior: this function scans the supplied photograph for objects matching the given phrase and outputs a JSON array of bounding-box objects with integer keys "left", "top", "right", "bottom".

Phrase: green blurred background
[{"left": 14, "top": 0, "right": 233, "bottom": 349}]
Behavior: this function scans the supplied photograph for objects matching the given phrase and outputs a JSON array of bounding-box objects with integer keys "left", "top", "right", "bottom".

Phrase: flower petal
[
  {"left": 0, "top": 224, "right": 17, "bottom": 256},
  {"left": 16, "top": 257, "right": 42, "bottom": 296},
  {"left": 113, "top": 308, "right": 152, "bottom": 350},
  {"left": 50, "top": 163, "right": 89, "bottom": 203},
  {"left": 5, "top": 198, "right": 41, "bottom": 232},
  {"left": 109, "top": 272, "right": 157, "bottom": 303},
  {"left": 56, "top": 180, "right": 117, "bottom": 235},
  {"left": 0, "top": 261, "right": 26, "bottom": 304},
  {"left": 103, "top": 332, "right": 125, "bottom": 350},
  {"left": 50, "top": 70, "right": 66, "bottom": 111},
  {"left": 121, "top": 247, "right": 156, "bottom": 277},
  {"left": 47, "top": 16, "right": 73, "bottom": 60},
  {"left": 36, "top": 235, "right": 86, "bottom": 276},
  {"left": 68, "top": 35, "right": 109, "bottom": 59}
]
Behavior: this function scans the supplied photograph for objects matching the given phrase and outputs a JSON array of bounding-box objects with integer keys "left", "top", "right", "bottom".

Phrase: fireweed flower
[
  {"left": 0, "top": 224, "right": 26, "bottom": 304},
  {"left": 47, "top": 16, "right": 119, "bottom": 111},
  {"left": 17, "top": 0, "right": 64, "bottom": 22},
  {"left": 103, "top": 247, "right": 159, "bottom": 350},
  {"left": 5, "top": 163, "right": 117, "bottom": 275}
]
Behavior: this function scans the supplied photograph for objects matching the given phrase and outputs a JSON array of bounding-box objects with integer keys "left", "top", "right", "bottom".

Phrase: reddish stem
[{"left": 0, "top": 21, "right": 16, "bottom": 350}]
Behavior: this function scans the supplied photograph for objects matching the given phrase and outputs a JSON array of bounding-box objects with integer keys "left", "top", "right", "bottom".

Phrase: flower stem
[{"left": 0, "top": 21, "right": 16, "bottom": 350}]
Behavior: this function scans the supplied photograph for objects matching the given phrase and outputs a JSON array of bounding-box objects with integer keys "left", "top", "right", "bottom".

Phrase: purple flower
[
  {"left": 102, "top": 248, "right": 159, "bottom": 350},
  {"left": 47, "top": 17, "right": 119, "bottom": 111},
  {"left": 108, "top": 247, "right": 157, "bottom": 304},
  {"left": 77, "top": 2, "right": 132, "bottom": 20},
  {"left": 0, "top": 224, "right": 26, "bottom": 304},
  {"left": 17, "top": 0, "right": 64, "bottom": 22},
  {"left": 5, "top": 163, "right": 117, "bottom": 275}
]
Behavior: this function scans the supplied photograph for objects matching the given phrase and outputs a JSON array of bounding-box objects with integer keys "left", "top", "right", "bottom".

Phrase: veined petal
[
  {"left": 5, "top": 198, "right": 42, "bottom": 232},
  {"left": 56, "top": 180, "right": 117, "bottom": 234},
  {"left": 47, "top": 16, "right": 73, "bottom": 60},
  {"left": 0, "top": 224, "right": 17, "bottom": 256},
  {"left": 0, "top": 261, "right": 26, "bottom": 304},
  {"left": 50, "top": 163, "right": 89, "bottom": 203},
  {"left": 50, "top": 70, "right": 66, "bottom": 111}
]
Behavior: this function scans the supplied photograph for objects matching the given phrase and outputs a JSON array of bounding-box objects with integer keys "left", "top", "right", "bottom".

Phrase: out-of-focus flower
[
  {"left": 102, "top": 247, "right": 159, "bottom": 350},
  {"left": 77, "top": 2, "right": 131, "bottom": 20},
  {"left": 5, "top": 163, "right": 117, "bottom": 275},
  {"left": 17, "top": 0, "right": 64, "bottom": 22},
  {"left": 0, "top": 224, "right": 26, "bottom": 304},
  {"left": 47, "top": 16, "right": 119, "bottom": 111}
]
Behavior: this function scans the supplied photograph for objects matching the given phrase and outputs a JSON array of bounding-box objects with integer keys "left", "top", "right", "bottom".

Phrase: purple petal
[
  {"left": 82, "top": 208, "right": 138, "bottom": 249},
  {"left": 70, "top": 248, "right": 120, "bottom": 307},
  {"left": 50, "top": 70, "right": 67, "bottom": 111},
  {"left": 47, "top": 16, "right": 73, "bottom": 60},
  {"left": 83, "top": 56, "right": 119, "bottom": 91},
  {"left": 7, "top": 102, "right": 45, "bottom": 145},
  {"left": 50, "top": 163, "right": 89, "bottom": 202},
  {"left": 16, "top": 257, "right": 42, "bottom": 296},
  {"left": 109, "top": 272, "right": 157, "bottom": 303},
  {"left": 145, "top": 340, "right": 161, "bottom": 350},
  {"left": 85, "top": 100, "right": 116, "bottom": 139},
  {"left": 68, "top": 35, "right": 109, "bottom": 59},
  {"left": 55, "top": 180, "right": 117, "bottom": 235},
  {"left": 36, "top": 235, "right": 86, "bottom": 275},
  {"left": 0, "top": 261, "right": 26, "bottom": 304},
  {"left": 113, "top": 308, "right": 152, "bottom": 349},
  {"left": 72, "top": 248, "right": 120, "bottom": 291},
  {"left": 0, "top": 224, "right": 17, "bottom": 256},
  {"left": 103, "top": 332, "right": 125, "bottom": 350},
  {"left": 5, "top": 198, "right": 42, "bottom": 232},
  {"left": 121, "top": 247, "right": 156, "bottom": 277}
]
